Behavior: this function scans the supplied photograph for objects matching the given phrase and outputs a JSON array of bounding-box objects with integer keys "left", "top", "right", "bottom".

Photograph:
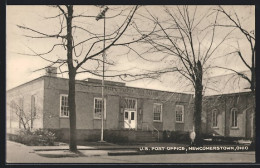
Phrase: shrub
[
  {"left": 162, "top": 130, "right": 171, "bottom": 142},
  {"left": 32, "top": 129, "right": 56, "bottom": 145},
  {"left": 170, "top": 131, "right": 190, "bottom": 142},
  {"left": 104, "top": 131, "right": 129, "bottom": 143},
  {"left": 162, "top": 130, "right": 190, "bottom": 143},
  {"left": 10, "top": 129, "right": 56, "bottom": 146}
]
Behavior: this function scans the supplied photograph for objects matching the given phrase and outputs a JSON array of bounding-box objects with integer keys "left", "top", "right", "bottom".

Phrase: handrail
[
  {"left": 142, "top": 122, "right": 160, "bottom": 142},
  {"left": 152, "top": 126, "right": 160, "bottom": 142},
  {"left": 123, "top": 120, "right": 133, "bottom": 130}
]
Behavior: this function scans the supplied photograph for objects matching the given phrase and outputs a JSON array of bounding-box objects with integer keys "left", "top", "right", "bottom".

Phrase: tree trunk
[
  {"left": 251, "top": 67, "right": 255, "bottom": 94},
  {"left": 68, "top": 71, "right": 77, "bottom": 152},
  {"left": 194, "top": 60, "right": 203, "bottom": 146},
  {"left": 66, "top": 5, "right": 77, "bottom": 152}
]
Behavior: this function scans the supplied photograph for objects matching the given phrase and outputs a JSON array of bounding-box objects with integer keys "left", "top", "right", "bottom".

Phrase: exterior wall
[
  {"left": 43, "top": 77, "right": 121, "bottom": 130},
  {"left": 7, "top": 75, "right": 255, "bottom": 142},
  {"left": 6, "top": 78, "right": 44, "bottom": 133},
  {"left": 162, "top": 95, "right": 194, "bottom": 132},
  {"left": 42, "top": 76, "right": 194, "bottom": 132},
  {"left": 202, "top": 92, "right": 255, "bottom": 138}
]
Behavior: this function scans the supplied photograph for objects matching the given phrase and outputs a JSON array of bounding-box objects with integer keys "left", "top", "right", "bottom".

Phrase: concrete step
[{"left": 135, "top": 131, "right": 158, "bottom": 142}]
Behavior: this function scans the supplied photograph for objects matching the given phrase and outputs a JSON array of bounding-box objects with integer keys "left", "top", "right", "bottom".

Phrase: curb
[
  {"left": 36, "top": 152, "right": 81, "bottom": 158},
  {"left": 108, "top": 151, "right": 140, "bottom": 156},
  {"left": 34, "top": 147, "right": 139, "bottom": 151}
]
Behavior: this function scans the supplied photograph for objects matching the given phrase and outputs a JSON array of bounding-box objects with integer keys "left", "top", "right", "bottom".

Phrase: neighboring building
[
  {"left": 202, "top": 71, "right": 255, "bottom": 138},
  {"left": 202, "top": 92, "right": 255, "bottom": 138},
  {"left": 6, "top": 69, "right": 194, "bottom": 142}
]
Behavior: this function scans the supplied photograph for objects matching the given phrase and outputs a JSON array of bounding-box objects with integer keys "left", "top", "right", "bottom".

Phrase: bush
[
  {"left": 163, "top": 130, "right": 171, "bottom": 142},
  {"left": 32, "top": 129, "right": 56, "bottom": 145},
  {"left": 162, "top": 130, "right": 190, "bottom": 143},
  {"left": 171, "top": 131, "right": 190, "bottom": 142},
  {"left": 10, "top": 129, "right": 56, "bottom": 146},
  {"left": 104, "top": 131, "right": 129, "bottom": 143}
]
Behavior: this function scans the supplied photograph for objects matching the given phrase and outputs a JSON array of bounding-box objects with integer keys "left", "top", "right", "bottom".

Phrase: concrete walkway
[
  {"left": 6, "top": 140, "right": 255, "bottom": 163},
  {"left": 33, "top": 141, "right": 189, "bottom": 150}
]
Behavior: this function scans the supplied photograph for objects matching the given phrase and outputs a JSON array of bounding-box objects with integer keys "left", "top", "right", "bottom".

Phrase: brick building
[
  {"left": 202, "top": 92, "right": 255, "bottom": 139},
  {"left": 6, "top": 70, "right": 255, "bottom": 141},
  {"left": 202, "top": 71, "right": 255, "bottom": 139},
  {"left": 6, "top": 72, "right": 194, "bottom": 142}
]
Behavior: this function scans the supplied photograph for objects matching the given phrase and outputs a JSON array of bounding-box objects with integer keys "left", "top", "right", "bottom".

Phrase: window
[
  {"left": 124, "top": 98, "right": 137, "bottom": 110},
  {"left": 60, "top": 95, "right": 69, "bottom": 117},
  {"left": 124, "top": 111, "right": 128, "bottom": 120},
  {"left": 10, "top": 101, "right": 16, "bottom": 128},
  {"left": 31, "top": 95, "right": 36, "bottom": 118},
  {"left": 212, "top": 109, "right": 218, "bottom": 128},
  {"left": 153, "top": 103, "right": 162, "bottom": 122},
  {"left": 175, "top": 105, "right": 184, "bottom": 123},
  {"left": 31, "top": 95, "right": 36, "bottom": 129},
  {"left": 94, "top": 98, "right": 106, "bottom": 119},
  {"left": 231, "top": 108, "right": 238, "bottom": 127},
  {"left": 18, "top": 98, "right": 24, "bottom": 128}
]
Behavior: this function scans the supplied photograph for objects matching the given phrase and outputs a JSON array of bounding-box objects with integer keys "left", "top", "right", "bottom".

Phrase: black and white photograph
[{"left": 6, "top": 5, "right": 255, "bottom": 163}]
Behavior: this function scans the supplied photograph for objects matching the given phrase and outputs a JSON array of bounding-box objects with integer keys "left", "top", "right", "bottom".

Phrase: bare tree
[
  {"left": 16, "top": 5, "right": 144, "bottom": 152},
  {"left": 214, "top": 6, "right": 255, "bottom": 94},
  {"left": 131, "top": 6, "right": 234, "bottom": 145},
  {"left": 8, "top": 99, "right": 41, "bottom": 132}
]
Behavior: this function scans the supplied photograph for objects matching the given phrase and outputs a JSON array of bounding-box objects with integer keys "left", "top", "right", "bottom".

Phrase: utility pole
[{"left": 96, "top": 6, "right": 109, "bottom": 142}]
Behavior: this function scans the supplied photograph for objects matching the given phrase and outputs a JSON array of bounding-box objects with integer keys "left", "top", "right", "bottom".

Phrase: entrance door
[{"left": 124, "top": 111, "right": 137, "bottom": 129}]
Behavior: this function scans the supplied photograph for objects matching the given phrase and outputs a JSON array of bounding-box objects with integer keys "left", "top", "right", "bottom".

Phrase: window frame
[
  {"left": 31, "top": 95, "right": 37, "bottom": 129},
  {"left": 93, "top": 97, "right": 106, "bottom": 120},
  {"left": 18, "top": 97, "right": 24, "bottom": 128},
  {"left": 231, "top": 108, "right": 238, "bottom": 128},
  {"left": 153, "top": 103, "right": 163, "bottom": 122},
  {"left": 175, "top": 105, "right": 184, "bottom": 123},
  {"left": 60, "top": 94, "right": 69, "bottom": 118},
  {"left": 31, "top": 95, "right": 37, "bottom": 118},
  {"left": 10, "top": 100, "right": 16, "bottom": 128},
  {"left": 212, "top": 109, "right": 218, "bottom": 128}
]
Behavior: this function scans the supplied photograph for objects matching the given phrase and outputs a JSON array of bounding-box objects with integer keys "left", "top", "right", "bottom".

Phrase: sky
[{"left": 6, "top": 5, "right": 255, "bottom": 94}]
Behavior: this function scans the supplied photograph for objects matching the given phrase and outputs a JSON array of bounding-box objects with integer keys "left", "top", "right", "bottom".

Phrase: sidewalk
[
  {"left": 6, "top": 140, "right": 255, "bottom": 163},
  {"left": 32, "top": 141, "right": 253, "bottom": 158},
  {"left": 33, "top": 142, "right": 188, "bottom": 151},
  {"left": 7, "top": 140, "right": 254, "bottom": 158},
  {"left": 32, "top": 141, "right": 190, "bottom": 157}
]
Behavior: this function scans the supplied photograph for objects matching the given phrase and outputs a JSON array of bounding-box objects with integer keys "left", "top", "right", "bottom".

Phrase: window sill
[
  {"left": 212, "top": 127, "right": 219, "bottom": 130},
  {"left": 60, "top": 116, "right": 69, "bottom": 119},
  {"left": 175, "top": 121, "right": 184, "bottom": 123},
  {"left": 153, "top": 120, "right": 162, "bottom": 123},
  {"left": 94, "top": 118, "right": 107, "bottom": 120},
  {"left": 231, "top": 127, "right": 239, "bottom": 130}
]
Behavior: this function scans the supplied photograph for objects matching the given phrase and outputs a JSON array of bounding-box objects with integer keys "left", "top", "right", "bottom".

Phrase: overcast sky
[{"left": 6, "top": 5, "right": 255, "bottom": 93}]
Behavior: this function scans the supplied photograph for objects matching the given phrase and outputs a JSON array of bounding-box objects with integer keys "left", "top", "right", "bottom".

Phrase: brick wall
[{"left": 203, "top": 92, "right": 254, "bottom": 138}]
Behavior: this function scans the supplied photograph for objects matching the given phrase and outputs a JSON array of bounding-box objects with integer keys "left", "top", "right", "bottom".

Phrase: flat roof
[{"left": 7, "top": 75, "right": 193, "bottom": 96}]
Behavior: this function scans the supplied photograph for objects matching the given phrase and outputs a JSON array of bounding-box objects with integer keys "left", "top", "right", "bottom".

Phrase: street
[{"left": 6, "top": 141, "right": 255, "bottom": 163}]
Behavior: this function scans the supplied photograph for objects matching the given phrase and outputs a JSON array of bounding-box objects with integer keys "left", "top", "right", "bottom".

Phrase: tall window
[
  {"left": 94, "top": 98, "right": 106, "bottom": 119},
  {"left": 18, "top": 98, "right": 24, "bottom": 128},
  {"left": 60, "top": 95, "right": 69, "bottom": 117},
  {"left": 175, "top": 105, "right": 184, "bottom": 123},
  {"left": 31, "top": 95, "right": 36, "bottom": 128},
  {"left": 124, "top": 98, "right": 137, "bottom": 110},
  {"left": 153, "top": 103, "right": 162, "bottom": 122},
  {"left": 10, "top": 101, "right": 16, "bottom": 128},
  {"left": 231, "top": 108, "right": 238, "bottom": 127},
  {"left": 31, "top": 95, "right": 36, "bottom": 118},
  {"left": 212, "top": 109, "right": 218, "bottom": 127}
]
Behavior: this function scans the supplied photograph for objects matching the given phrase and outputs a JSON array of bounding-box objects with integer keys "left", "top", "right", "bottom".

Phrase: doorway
[{"left": 124, "top": 110, "right": 137, "bottom": 129}]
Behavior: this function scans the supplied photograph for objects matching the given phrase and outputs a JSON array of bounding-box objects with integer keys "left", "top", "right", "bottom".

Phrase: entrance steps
[{"left": 135, "top": 131, "right": 158, "bottom": 142}]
